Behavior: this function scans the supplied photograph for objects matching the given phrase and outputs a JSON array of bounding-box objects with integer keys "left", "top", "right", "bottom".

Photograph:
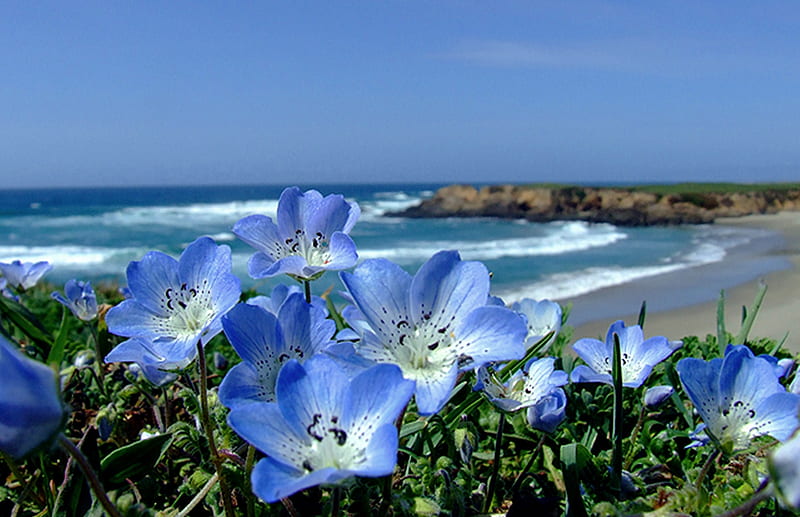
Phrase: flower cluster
[{"left": 6, "top": 184, "right": 800, "bottom": 515}]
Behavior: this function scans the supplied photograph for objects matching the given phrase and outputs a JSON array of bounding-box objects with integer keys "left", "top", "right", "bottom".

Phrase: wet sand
[{"left": 568, "top": 212, "right": 800, "bottom": 352}]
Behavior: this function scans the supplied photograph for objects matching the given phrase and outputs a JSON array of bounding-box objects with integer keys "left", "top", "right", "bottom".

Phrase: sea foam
[{"left": 356, "top": 221, "right": 626, "bottom": 263}]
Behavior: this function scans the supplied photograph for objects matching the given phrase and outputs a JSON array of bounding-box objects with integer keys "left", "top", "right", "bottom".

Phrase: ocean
[{"left": 0, "top": 183, "right": 789, "bottom": 326}]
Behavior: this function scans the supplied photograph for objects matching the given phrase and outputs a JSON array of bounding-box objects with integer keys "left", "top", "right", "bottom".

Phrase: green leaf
[
  {"left": 735, "top": 282, "right": 767, "bottom": 345},
  {"left": 716, "top": 289, "right": 727, "bottom": 356},
  {"left": 324, "top": 292, "right": 348, "bottom": 332},
  {"left": 637, "top": 300, "right": 647, "bottom": 328},
  {"left": 0, "top": 295, "right": 53, "bottom": 349},
  {"left": 561, "top": 443, "right": 591, "bottom": 517},
  {"left": 412, "top": 496, "right": 442, "bottom": 516},
  {"left": 47, "top": 307, "right": 71, "bottom": 366},
  {"left": 100, "top": 433, "right": 173, "bottom": 486}
]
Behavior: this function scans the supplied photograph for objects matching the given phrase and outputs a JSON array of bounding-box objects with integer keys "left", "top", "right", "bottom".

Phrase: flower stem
[
  {"left": 624, "top": 404, "right": 647, "bottom": 471},
  {"left": 245, "top": 445, "right": 257, "bottom": 517},
  {"left": 176, "top": 473, "right": 218, "bottom": 517},
  {"left": 694, "top": 449, "right": 721, "bottom": 490},
  {"left": 484, "top": 412, "right": 506, "bottom": 513},
  {"left": 510, "top": 432, "right": 546, "bottom": 495},
  {"left": 611, "top": 332, "right": 624, "bottom": 492},
  {"left": 54, "top": 428, "right": 90, "bottom": 514},
  {"left": 88, "top": 323, "right": 106, "bottom": 395},
  {"left": 57, "top": 434, "right": 122, "bottom": 517},
  {"left": 304, "top": 279, "right": 312, "bottom": 304},
  {"left": 195, "top": 340, "right": 235, "bottom": 517},
  {"left": 331, "top": 486, "right": 342, "bottom": 517},
  {"left": 281, "top": 497, "right": 300, "bottom": 517}
]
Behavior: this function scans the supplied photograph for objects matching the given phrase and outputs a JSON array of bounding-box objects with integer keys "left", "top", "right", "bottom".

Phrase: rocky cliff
[{"left": 393, "top": 184, "right": 800, "bottom": 226}]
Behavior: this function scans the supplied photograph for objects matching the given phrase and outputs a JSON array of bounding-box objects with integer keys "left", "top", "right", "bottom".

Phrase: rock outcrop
[{"left": 393, "top": 184, "right": 800, "bottom": 226}]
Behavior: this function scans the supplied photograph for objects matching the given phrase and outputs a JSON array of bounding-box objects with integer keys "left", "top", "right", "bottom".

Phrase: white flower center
[
  {"left": 394, "top": 321, "right": 455, "bottom": 374},
  {"left": 158, "top": 282, "right": 215, "bottom": 338},
  {"left": 713, "top": 398, "right": 761, "bottom": 449},
  {"left": 275, "top": 229, "right": 333, "bottom": 266},
  {"left": 300, "top": 412, "right": 366, "bottom": 472}
]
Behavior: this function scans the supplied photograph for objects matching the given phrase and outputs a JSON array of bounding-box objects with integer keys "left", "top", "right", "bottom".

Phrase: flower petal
[
  {"left": 412, "top": 362, "right": 457, "bottom": 415},
  {"left": 251, "top": 459, "right": 340, "bottom": 503},
  {"left": 125, "top": 251, "right": 179, "bottom": 316},
  {"left": 219, "top": 362, "right": 271, "bottom": 407},
  {"left": 343, "top": 363, "right": 414, "bottom": 448},
  {"left": 228, "top": 401, "right": 308, "bottom": 468},
  {"left": 409, "top": 251, "right": 489, "bottom": 329},
  {"left": 452, "top": 305, "right": 526, "bottom": 369},
  {"left": 677, "top": 357, "right": 723, "bottom": 426},
  {"left": 340, "top": 259, "right": 412, "bottom": 338}
]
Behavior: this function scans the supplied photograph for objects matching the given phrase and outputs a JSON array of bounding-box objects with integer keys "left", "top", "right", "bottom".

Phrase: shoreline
[{"left": 569, "top": 211, "right": 800, "bottom": 352}]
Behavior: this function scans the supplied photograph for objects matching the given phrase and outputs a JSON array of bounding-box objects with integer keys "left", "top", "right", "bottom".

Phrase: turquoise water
[{"left": 0, "top": 184, "right": 784, "bottom": 317}]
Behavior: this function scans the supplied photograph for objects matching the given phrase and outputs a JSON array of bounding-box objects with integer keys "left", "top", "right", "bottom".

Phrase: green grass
[
  {"left": 521, "top": 181, "right": 800, "bottom": 195},
  {"left": 628, "top": 182, "right": 800, "bottom": 194}
]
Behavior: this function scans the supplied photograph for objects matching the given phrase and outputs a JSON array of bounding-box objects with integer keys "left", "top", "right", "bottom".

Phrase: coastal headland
[{"left": 394, "top": 183, "right": 800, "bottom": 226}]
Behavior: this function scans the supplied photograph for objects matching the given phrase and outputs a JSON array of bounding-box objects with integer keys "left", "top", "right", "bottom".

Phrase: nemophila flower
[
  {"left": 570, "top": 320, "right": 681, "bottom": 388},
  {"left": 0, "top": 336, "right": 66, "bottom": 458},
  {"left": 510, "top": 298, "right": 562, "bottom": 351},
  {"left": 228, "top": 354, "right": 414, "bottom": 503},
  {"left": 527, "top": 388, "right": 569, "bottom": 433},
  {"left": 51, "top": 279, "right": 98, "bottom": 321},
  {"left": 771, "top": 431, "right": 800, "bottom": 509},
  {"left": 219, "top": 293, "right": 338, "bottom": 408},
  {"left": 341, "top": 251, "right": 527, "bottom": 415},
  {"left": 677, "top": 345, "right": 800, "bottom": 452},
  {"left": 644, "top": 385, "right": 674, "bottom": 409},
  {"left": 475, "top": 357, "right": 568, "bottom": 432},
  {"left": 105, "top": 237, "right": 240, "bottom": 374},
  {"left": 0, "top": 260, "right": 52, "bottom": 290},
  {"left": 234, "top": 187, "right": 360, "bottom": 281}
]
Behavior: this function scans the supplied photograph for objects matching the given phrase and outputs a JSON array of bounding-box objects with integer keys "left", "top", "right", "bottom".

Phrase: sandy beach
[{"left": 568, "top": 211, "right": 800, "bottom": 352}]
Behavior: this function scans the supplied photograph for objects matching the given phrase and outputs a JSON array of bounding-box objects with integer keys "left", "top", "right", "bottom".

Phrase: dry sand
[{"left": 569, "top": 211, "right": 800, "bottom": 352}]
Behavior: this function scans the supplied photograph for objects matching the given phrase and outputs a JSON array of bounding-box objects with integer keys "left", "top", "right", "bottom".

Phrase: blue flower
[
  {"left": 219, "top": 293, "right": 338, "bottom": 408},
  {"left": 526, "top": 388, "right": 568, "bottom": 433},
  {"left": 475, "top": 357, "right": 568, "bottom": 432},
  {"left": 104, "top": 237, "right": 241, "bottom": 374},
  {"left": 570, "top": 320, "right": 681, "bottom": 388},
  {"left": 677, "top": 345, "right": 800, "bottom": 452},
  {"left": 510, "top": 298, "right": 562, "bottom": 351},
  {"left": 234, "top": 187, "right": 360, "bottom": 281},
  {"left": 0, "top": 336, "right": 66, "bottom": 458},
  {"left": 51, "top": 279, "right": 98, "bottom": 321},
  {"left": 0, "top": 260, "right": 52, "bottom": 291},
  {"left": 341, "top": 251, "right": 527, "bottom": 415},
  {"left": 228, "top": 354, "right": 414, "bottom": 503},
  {"left": 643, "top": 385, "right": 674, "bottom": 409},
  {"left": 771, "top": 431, "right": 800, "bottom": 509}
]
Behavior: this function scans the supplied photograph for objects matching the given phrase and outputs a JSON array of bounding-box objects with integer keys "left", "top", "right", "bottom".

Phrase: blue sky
[{"left": 2, "top": 2, "right": 799, "bottom": 188}]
